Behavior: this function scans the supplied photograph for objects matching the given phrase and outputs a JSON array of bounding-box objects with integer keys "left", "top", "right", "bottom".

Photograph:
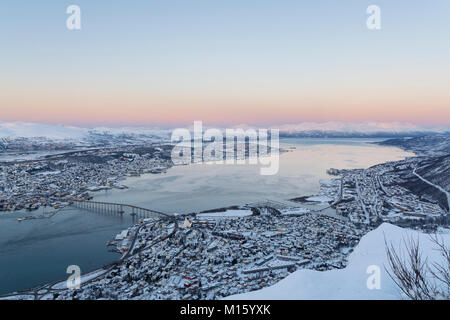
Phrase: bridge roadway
[{"left": 72, "top": 200, "right": 174, "bottom": 220}]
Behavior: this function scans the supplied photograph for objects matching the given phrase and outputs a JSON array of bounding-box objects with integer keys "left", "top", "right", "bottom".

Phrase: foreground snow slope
[{"left": 226, "top": 223, "right": 450, "bottom": 300}]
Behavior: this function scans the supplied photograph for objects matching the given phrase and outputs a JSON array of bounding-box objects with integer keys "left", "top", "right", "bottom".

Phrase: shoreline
[
  {"left": 0, "top": 139, "right": 420, "bottom": 299},
  {"left": 0, "top": 174, "right": 355, "bottom": 299}
]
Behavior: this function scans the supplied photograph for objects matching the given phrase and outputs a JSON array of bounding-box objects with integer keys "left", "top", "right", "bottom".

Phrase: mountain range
[{"left": 1, "top": 121, "right": 448, "bottom": 141}]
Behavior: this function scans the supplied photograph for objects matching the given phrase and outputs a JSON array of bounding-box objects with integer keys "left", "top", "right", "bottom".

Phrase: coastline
[
  {"left": 0, "top": 175, "right": 361, "bottom": 299},
  {"left": 0, "top": 139, "right": 421, "bottom": 299}
]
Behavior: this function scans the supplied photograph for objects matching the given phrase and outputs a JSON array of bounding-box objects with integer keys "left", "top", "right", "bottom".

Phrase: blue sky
[{"left": 1, "top": 1, "right": 449, "bottom": 126}]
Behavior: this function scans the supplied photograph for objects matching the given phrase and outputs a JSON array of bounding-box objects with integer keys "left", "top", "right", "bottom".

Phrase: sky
[{"left": 1, "top": 0, "right": 449, "bottom": 127}]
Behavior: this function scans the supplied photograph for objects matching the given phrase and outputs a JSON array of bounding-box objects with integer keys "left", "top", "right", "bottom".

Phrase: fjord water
[
  {"left": 94, "top": 138, "right": 415, "bottom": 213},
  {"left": 0, "top": 138, "right": 414, "bottom": 295},
  {"left": 0, "top": 209, "right": 135, "bottom": 295}
]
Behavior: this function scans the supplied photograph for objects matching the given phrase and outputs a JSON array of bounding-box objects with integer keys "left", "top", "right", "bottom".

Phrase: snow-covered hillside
[
  {"left": 278, "top": 122, "right": 450, "bottom": 138},
  {"left": 225, "top": 223, "right": 450, "bottom": 300},
  {"left": 0, "top": 122, "right": 172, "bottom": 151},
  {"left": 0, "top": 122, "right": 171, "bottom": 140},
  {"left": 1, "top": 121, "right": 448, "bottom": 140},
  {"left": 417, "top": 155, "right": 450, "bottom": 195},
  {"left": 377, "top": 135, "right": 450, "bottom": 156},
  {"left": 0, "top": 122, "right": 86, "bottom": 139}
]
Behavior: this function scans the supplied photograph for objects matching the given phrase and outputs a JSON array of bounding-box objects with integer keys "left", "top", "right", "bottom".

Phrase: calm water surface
[
  {"left": 94, "top": 138, "right": 415, "bottom": 213},
  {"left": 0, "top": 138, "right": 414, "bottom": 295}
]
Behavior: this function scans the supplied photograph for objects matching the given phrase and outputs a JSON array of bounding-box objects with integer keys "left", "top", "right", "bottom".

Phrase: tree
[{"left": 385, "top": 234, "right": 449, "bottom": 299}]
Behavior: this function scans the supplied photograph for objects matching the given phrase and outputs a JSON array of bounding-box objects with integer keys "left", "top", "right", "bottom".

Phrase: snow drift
[{"left": 225, "top": 223, "right": 450, "bottom": 300}]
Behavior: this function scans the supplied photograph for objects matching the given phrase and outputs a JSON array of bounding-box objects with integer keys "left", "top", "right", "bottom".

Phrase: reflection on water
[
  {"left": 0, "top": 138, "right": 414, "bottom": 295},
  {"left": 93, "top": 138, "right": 414, "bottom": 213}
]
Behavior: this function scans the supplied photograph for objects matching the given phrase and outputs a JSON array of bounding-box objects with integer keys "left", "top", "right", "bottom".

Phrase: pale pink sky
[
  {"left": 2, "top": 82, "right": 449, "bottom": 126},
  {"left": 1, "top": 1, "right": 450, "bottom": 127}
]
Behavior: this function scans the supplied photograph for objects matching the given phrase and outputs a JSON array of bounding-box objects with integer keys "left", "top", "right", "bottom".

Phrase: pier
[{"left": 72, "top": 200, "right": 173, "bottom": 220}]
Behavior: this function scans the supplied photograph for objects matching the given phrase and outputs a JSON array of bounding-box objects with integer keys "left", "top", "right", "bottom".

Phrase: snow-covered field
[
  {"left": 279, "top": 207, "right": 310, "bottom": 215},
  {"left": 226, "top": 223, "right": 450, "bottom": 300},
  {"left": 305, "top": 196, "right": 333, "bottom": 203},
  {"left": 50, "top": 269, "right": 106, "bottom": 290},
  {"left": 199, "top": 209, "right": 253, "bottom": 218}
]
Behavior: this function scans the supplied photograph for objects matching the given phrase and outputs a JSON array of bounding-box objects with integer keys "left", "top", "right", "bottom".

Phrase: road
[{"left": 413, "top": 167, "right": 450, "bottom": 213}]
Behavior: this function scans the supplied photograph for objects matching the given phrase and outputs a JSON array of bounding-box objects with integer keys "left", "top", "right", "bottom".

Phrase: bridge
[{"left": 72, "top": 200, "right": 174, "bottom": 220}]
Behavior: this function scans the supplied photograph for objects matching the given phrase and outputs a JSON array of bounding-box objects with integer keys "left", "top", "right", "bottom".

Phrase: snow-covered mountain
[
  {"left": 0, "top": 122, "right": 172, "bottom": 151},
  {"left": 377, "top": 134, "right": 450, "bottom": 156},
  {"left": 0, "top": 122, "right": 86, "bottom": 140},
  {"left": 0, "top": 122, "right": 171, "bottom": 140},
  {"left": 1, "top": 121, "right": 448, "bottom": 140},
  {"left": 1, "top": 121, "right": 449, "bottom": 153},
  {"left": 277, "top": 122, "right": 450, "bottom": 138},
  {"left": 416, "top": 155, "right": 450, "bottom": 193},
  {"left": 373, "top": 136, "right": 450, "bottom": 211}
]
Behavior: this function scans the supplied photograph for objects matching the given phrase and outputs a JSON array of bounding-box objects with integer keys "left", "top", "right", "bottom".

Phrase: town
[
  {"left": 315, "top": 157, "right": 449, "bottom": 226},
  {"left": 0, "top": 145, "right": 173, "bottom": 213},
  {"left": 1, "top": 135, "right": 449, "bottom": 300},
  {"left": 0, "top": 139, "right": 282, "bottom": 214},
  {"left": 47, "top": 209, "right": 370, "bottom": 300}
]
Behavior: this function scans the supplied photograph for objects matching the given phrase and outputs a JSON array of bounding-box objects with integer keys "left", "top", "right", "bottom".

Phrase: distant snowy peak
[
  {"left": 0, "top": 122, "right": 171, "bottom": 141},
  {"left": 0, "top": 121, "right": 449, "bottom": 140},
  {"left": 276, "top": 122, "right": 450, "bottom": 138},
  {"left": 0, "top": 122, "right": 173, "bottom": 152},
  {"left": 0, "top": 122, "right": 86, "bottom": 140}
]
